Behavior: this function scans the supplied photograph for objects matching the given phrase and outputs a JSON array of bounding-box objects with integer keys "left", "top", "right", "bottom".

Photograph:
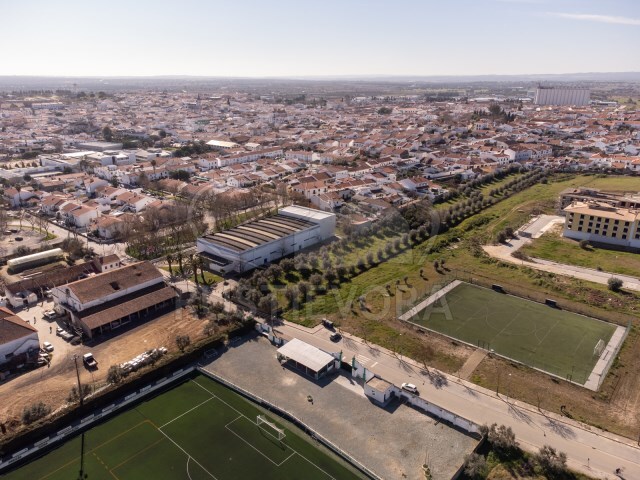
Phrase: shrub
[
  {"left": 175, "top": 334, "right": 191, "bottom": 352},
  {"left": 480, "top": 423, "right": 518, "bottom": 458},
  {"left": 462, "top": 452, "right": 487, "bottom": 479},
  {"left": 107, "top": 365, "right": 125, "bottom": 384},
  {"left": 608, "top": 277, "right": 623, "bottom": 292},
  {"left": 534, "top": 445, "right": 567, "bottom": 476},
  {"left": 579, "top": 239, "right": 590, "bottom": 250},
  {"left": 67, "top": 384, "right": 92, "bottom": 403},
  {"left": 22, "top": 402, "right": 51, "bottom": 425}
]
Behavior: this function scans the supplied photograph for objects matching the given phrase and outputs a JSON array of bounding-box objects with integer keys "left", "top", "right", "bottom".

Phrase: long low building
[
  {"left": 197, "top": 205, "right": 336, "bottom": 273},
  {"left": 51, "top": 261, "right": 177, "bottom": 339}
]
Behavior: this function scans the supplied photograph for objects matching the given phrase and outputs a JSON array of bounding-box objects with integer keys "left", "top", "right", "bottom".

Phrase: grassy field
[
  {"left": 406, "top": 282, "right": 617, "bottom": 384},
  {"left": 521, "top": 228, "right": 640, "bottom": 278},
  {"left": 6, "top": 374, "right": 363, "bottom": 480}
]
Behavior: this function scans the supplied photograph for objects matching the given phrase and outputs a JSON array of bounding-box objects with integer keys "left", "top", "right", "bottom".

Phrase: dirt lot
[{"left": 0, "top": 306, "right": 208, "bottom": 437}]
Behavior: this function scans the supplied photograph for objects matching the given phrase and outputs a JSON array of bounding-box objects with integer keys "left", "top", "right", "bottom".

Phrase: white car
[
  {"left": 401, "top": 382, "right": 418, "bottom": 394},
  {"left": 43, "top": 310, "right": 57, "bottom": 320},
  {"left": 42, "top": 342, "right": 54, "bottom": 352}
]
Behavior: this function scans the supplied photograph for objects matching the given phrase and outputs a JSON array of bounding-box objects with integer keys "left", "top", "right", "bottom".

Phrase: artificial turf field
[
  {"left": 6, "top": 374, "right": 364, "bottom": 480},
  {"left": 407, "top": 282, "right": 617, "bottom": 384}
]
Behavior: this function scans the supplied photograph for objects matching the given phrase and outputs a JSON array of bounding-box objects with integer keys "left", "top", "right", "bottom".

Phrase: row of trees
[
  {"left": 230, "top": 213, "right": 433, "bottom": 313},
  {"left": 402, "top": 168, "right": 546, "bottom": 232}
]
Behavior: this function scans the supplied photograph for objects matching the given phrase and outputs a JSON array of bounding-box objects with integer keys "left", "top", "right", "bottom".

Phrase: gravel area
[{"left": 202, "top": 334, "right": 478, "bottom": 480}]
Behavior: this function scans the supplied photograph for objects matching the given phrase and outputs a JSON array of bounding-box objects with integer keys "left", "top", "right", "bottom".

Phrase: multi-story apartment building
[{"left": 563, "top": 201, "right": 640, "bottom": 249}]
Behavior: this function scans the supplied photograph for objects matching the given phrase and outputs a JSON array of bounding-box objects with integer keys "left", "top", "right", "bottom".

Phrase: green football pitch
[
  {"left": 407, "top": 282, "right": 617, "bottom": 384},
  {"left": 5, "top": 374, "right": 364, "bottom": 480}
]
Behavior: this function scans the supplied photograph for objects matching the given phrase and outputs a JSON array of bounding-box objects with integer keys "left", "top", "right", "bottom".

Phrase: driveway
[
  {"left": 483, "top": 215, "right": 640, "bottom": 292},
  {"left": 13, "top": 299, "right": 80, "bottom": 367}
]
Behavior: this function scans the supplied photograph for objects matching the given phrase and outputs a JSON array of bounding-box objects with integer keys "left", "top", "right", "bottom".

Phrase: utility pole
[
  {"left": 73, "top": 355, "right": 84, "bottom": 407},
  {"left": 72, "top": 355, "right": 85, "bottom": 480}
]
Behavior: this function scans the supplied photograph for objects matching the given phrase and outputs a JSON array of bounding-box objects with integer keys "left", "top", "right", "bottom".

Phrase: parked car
[
  {"left": 322, "top": 318, "right": 334, "bottom": 329},
  {"left": 43, "top": 310, "right": 58, "bottom": 320},
  {"left": 401, "top": 382, "right": 418, "bottom": 394},
  {"left": 42, "top": 342, "right": 54, "bottom": 352},
  {"left": 83, "top": 353, "right": 97, "bottom": 368},
  {"left": 55, "top": 327, "right": 65, "bottom": 336},
  {"left": 329, "top": 332, "right": 342, "bottom": 342},
  {"left": 61, "top": 331, "right": 75, "bottom": 341},
  {"left": 14, "top": 237, "right": 23, "bottom": 241}
]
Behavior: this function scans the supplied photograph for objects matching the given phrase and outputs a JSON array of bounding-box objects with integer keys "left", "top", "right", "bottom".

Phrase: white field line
[
  {"left": 159, "top": 397, "right": 213, "bottom": 429},
  {"left": 192, "top": 379, "right": 335, "bottom": 477}
]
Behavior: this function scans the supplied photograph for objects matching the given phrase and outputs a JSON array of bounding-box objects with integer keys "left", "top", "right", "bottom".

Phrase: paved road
[
  {"left": 272, "top": 321, "right": 640, "bottom": 480},
  {"left": 483, "top": 216, "right": 640, "bottom": 292}
]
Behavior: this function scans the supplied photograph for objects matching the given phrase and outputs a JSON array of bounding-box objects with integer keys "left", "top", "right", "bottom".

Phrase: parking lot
[
  {"left": 13, "top": 298, "right": 79, "bottom": 367},
  {"left": 202, "top": 335, "right": 477, "bottom": 480}
]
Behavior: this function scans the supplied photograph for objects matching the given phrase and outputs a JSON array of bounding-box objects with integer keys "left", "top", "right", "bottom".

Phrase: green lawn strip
[
  {"left": 135, "top": 379, "right": 212, "bottom": 426},
  {"left": 409, "top": 283, "right": 616, "bottom": 383},
  {"left": 160, "top": 265, "right": 223, "bottom": 284},
  {"left": 521, "top": 233, "right": 640, "bottom": 278}
]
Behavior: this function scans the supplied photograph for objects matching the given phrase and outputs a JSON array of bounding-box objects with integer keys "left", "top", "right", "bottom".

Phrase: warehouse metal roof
[{"left": 200, "top": 214, "right": 317, "bottom": 252}]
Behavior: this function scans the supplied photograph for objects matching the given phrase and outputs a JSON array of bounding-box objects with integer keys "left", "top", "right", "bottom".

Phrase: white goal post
[
  {"left": 256, "top": 415, "right": 286, "bottom": 441},
  {"left": 593, "top": 339, "right": 605, "bottom": 358}
]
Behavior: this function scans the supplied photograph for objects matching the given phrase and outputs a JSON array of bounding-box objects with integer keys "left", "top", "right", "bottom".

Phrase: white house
[{"left": 0, "top": 307, "right": 40, "bottom": 367}]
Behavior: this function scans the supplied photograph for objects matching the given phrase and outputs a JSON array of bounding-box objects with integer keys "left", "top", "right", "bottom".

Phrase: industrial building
[
  {"left": 7, "top": 248, "right": 63, "bottom": 274},
  {"left": 534, "top": 87, "right": 590, "bottom": 106},
  {"left": 196, "top": 205, "right": 336, "bottom": 273}
]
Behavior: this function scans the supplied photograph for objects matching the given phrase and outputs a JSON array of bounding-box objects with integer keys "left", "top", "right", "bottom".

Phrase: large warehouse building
[
  {"left": 196, "top": 205, "right": 336, "bottom": 273},
  {"left": 534, "top": 87, "right": 590, "bottom": 106}
]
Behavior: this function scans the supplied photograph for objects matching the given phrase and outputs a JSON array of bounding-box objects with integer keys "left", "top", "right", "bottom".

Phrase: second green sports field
[{"left": 406, "top": 282, "right": 617, "bottom": 384}]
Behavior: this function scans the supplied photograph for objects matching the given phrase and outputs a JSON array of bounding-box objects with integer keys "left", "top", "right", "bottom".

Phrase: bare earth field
[{"left": 0, "top": 307, "right": 205, "bottom": 437}]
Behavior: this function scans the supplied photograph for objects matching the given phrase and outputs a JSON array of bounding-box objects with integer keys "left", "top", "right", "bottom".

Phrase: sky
[{"left": 1, "top": 0, "right": 639, "bottom": 77}]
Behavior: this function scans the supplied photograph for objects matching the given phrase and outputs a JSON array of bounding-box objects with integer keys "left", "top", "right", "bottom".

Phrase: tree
[
  {"left": 203, "top": 319, "right": 219, "bottom": 336},
  {"left": 169, "top": 170, "right": 191, "bottom": 181},
  {"left": 258, "top": 294, "right": 276, "bottom": 315},
  {"left": 324, "top": 269, "right": 337, "bottom": 285},
  {"left": 309, "top": 273, "right": 323, "bottom": 288},
  {"left": 480, "top": 423, "right": 518, "bottom": 457},
  {"left": 608, "top": 277, "right": 623, "bottom": 292},
  {"left": 107, "top": 365, "right": 125, "bottom": 384},
  {"left": 462, "top": 453, "right": 487, "bottom": 479},
  {"left": 175, "top": 334, "right": 191, "bottom": 352},
  {"left": 298, "top": 281, "right": 310, "bottom": 300},
  {"left": 284, "top": 285, "right": 300, "bottom": 306},
  {"left": 166, "top": 253, "right": 174, "bottom": 276},
  {"left": 102, "top": 126, "right": 113, "bottom": 141},
  {"left": 534, "top": 445, "right": 567, "bottom": 476}
]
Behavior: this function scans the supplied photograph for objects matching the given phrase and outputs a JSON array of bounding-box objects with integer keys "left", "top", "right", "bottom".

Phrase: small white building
[
  {"left": 364, "top": 376, "right": 396, "bottom": 406},
  {"left": 0, "top": 307, "right": 40, "bottom": 367}
]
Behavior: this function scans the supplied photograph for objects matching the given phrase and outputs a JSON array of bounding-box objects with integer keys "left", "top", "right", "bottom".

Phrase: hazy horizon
[{"left": 2, "top": 0, "right": 639, "bottom": 78}]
